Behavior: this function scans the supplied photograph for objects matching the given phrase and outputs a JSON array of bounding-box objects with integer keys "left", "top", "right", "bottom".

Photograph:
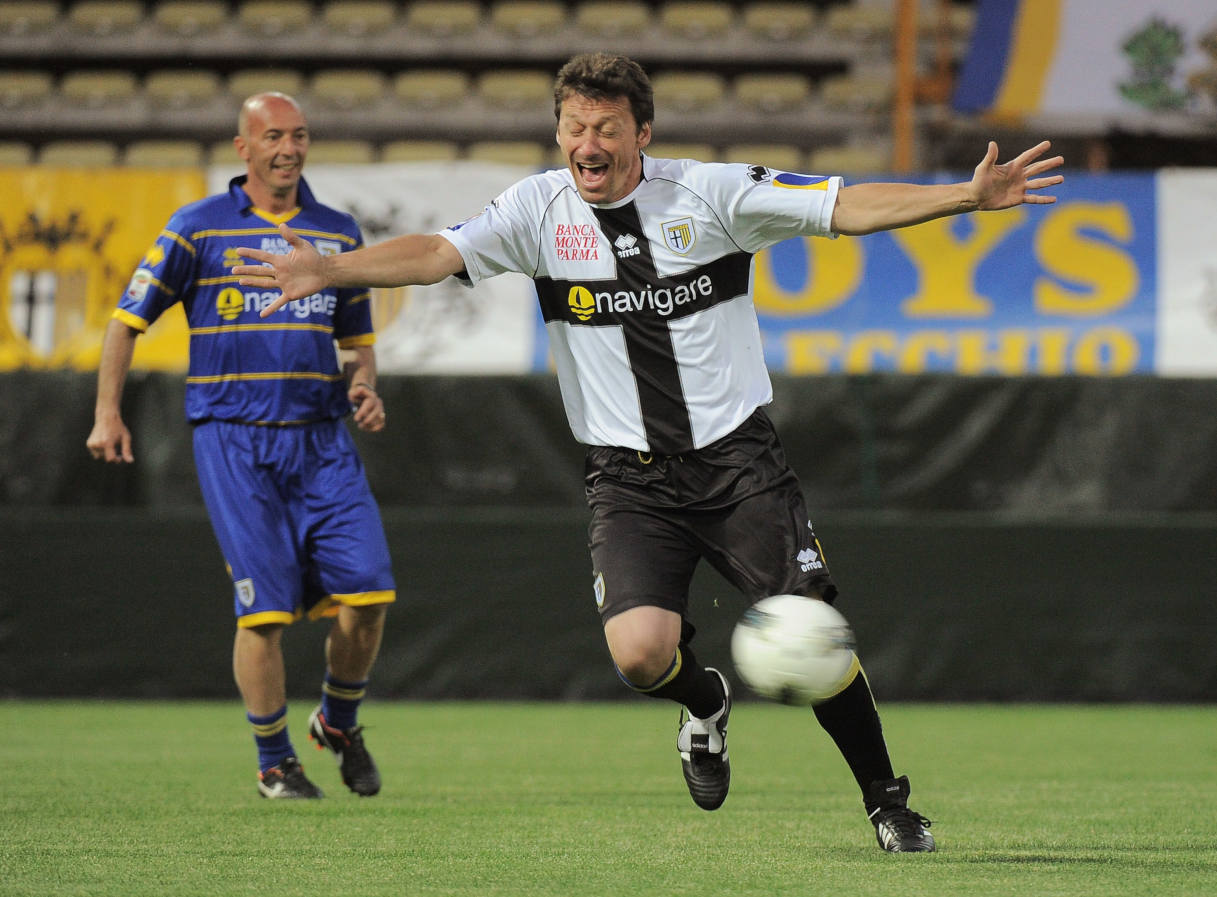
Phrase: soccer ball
[{"left": 730, "top": 594, "right": 858, "bottom": 706}]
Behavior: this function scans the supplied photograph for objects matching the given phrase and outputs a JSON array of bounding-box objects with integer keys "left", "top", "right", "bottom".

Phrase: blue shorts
[{"left": 193, "top": 418, "right": 396, "bottom": 627}]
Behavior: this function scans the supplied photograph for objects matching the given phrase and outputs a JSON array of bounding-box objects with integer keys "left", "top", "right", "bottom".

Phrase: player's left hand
[
  {"left": 971, "top": 140, "right": 1065, "bottom": 211},
  {"left": 349, "top": 382, "right": 386, "bottom": 432}
]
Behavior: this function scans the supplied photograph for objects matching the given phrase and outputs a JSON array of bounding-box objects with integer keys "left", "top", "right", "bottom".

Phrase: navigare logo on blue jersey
[
  {"left": 217, "top": 288, "right": 339, "bottom": 320},
  {"left": 772, "top": 173, "right": 830, "bottom": 190}
]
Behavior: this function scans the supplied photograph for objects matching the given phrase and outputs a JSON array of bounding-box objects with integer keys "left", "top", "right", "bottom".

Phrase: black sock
[
  {"left": 619, "top": 643, "right": 724, "bottom": 718},
  {"left": 812, "top": 667, "right": 895, "bottom": 797}
]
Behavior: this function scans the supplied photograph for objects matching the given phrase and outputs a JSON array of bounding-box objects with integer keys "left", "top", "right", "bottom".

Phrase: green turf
[{"left": 1, "top": 701, "right": 1214, "bottom": 896}]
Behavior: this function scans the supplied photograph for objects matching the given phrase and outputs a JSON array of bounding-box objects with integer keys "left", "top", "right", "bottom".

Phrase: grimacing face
[
  {"left": 236, "top": 96, "right": 309, "bottom": 201},
  {"left": 556, "top": 93, "right": 651, "bottom": 204}
]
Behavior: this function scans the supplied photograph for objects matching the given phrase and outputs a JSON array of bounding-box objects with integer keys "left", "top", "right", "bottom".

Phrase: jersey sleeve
[
  {"left": 113, "top": 209, "right": 198, "bottom": 331},
  {"left": 695, "top": 162, "right": 843, "bottom": 254},
  {"left": 438, "top": 176, "right": 545, "bottom": 285}
]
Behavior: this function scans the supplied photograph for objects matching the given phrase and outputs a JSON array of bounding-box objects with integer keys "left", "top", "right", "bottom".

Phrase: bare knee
[{"left": 604, "top": 606, "right": 682, "bottom": 687}]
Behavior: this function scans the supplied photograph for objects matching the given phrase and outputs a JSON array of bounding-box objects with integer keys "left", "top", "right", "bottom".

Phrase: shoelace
[{"left": 875, "top": 806, "right": 932, "bottom": 833}]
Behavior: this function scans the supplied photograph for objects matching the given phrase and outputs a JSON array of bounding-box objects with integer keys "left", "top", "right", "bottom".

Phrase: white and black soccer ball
[{"left": 730, "top": 594, "right": 858, "bottom": 706}]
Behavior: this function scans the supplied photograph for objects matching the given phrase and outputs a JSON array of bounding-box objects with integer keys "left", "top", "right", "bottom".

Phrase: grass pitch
[{"left": 1, "top": 701, "right": 1214, "bottom": 896}]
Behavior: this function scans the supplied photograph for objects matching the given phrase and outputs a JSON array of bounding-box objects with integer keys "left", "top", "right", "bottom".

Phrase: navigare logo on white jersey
[{"left": 565, "top": 273, "right": 715, "bottom": 321}]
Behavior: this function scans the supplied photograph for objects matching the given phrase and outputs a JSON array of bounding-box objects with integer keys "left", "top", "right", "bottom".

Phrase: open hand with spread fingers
[
  {"left": 971, "top": 140, "right": 1065, "bottom": 211},
  {"left": 233, "top": 222, "right": 326, "bottom": 317}
]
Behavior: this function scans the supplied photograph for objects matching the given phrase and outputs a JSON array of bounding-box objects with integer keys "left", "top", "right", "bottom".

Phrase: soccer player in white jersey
[{"left": 236, "top": 53, "right": 1063, "bottom": 851}]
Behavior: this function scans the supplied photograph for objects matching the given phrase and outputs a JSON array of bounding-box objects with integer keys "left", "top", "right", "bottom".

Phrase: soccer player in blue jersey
[
  {"left": 86, "top": 93, "right": 395, "bottom": 799},
  {"left": 235, "top": 53, "right": 1063, "bottom": 846}
]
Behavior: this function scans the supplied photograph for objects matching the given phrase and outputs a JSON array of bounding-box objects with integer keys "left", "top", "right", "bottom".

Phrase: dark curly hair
[{"left": 553, "top": 53, "right": 654, "bottom": 128}]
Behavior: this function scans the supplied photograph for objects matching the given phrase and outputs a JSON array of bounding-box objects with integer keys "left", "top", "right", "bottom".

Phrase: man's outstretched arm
[
  {"left": 831, "top": 140, "right": 1064, "bottom": 236},
  {"left": 234, "top": 223, "right": 467, "bottom": 317}
]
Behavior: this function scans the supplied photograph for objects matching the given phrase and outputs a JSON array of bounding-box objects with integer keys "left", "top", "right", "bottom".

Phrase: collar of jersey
[
  {"left": 249, "top": 206, "right": 302, "bottom": 226},
  {"left": 227, "top": 174, "right": 317, "bottom": 223}
]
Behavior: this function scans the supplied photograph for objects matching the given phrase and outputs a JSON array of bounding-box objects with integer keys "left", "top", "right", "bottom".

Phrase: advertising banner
[
  {"left": 0, "top": 168, "right": 205, "bottom": 371},
  {"left": 953, "top": 0, "right": 1217, "bottom": 128},
  {"left": 753, "top": 172, "right": 1158, "bottom": 375},
  {"left": 3, "top": 163, "right": 1215, "bottom": 376}
]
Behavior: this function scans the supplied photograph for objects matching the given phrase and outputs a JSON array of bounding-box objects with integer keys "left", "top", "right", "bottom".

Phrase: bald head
[
  {"left": 238, "top": 92, "right": 305, "bottom": 139},
  {"left": 234, "top": 92, "right": 309, "bottom": 213}
]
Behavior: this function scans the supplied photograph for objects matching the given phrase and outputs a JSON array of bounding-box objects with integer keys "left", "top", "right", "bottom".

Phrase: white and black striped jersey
[{"left": 441, "top": 154, "right": 842, "bottom": 454}]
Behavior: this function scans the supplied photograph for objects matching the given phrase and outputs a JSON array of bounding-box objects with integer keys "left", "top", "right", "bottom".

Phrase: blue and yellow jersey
[{"left": 115, "top": 176, "right": 374, "bottom": 425}]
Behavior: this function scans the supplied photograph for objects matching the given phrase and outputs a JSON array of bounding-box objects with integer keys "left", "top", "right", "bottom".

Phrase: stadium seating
[
  {"left": 124, "top": 139, "right": 206, "bottom": 167},
  {"left": 645, "top": 142, "right": 719, "bottom": 162},
  {"left": 152, "top": 0, "right": 227, "bottom": 36},
  {"left": 466, "top": 140, "right": 548, "bottom": 167},
  {"left": 489, "top": 1, "right": 567, "bottom": 39},
  {"left": 650, "top": 72, "right": 727, "bottom": 115},
  {"left": 393, "top": 70, "right": 472, "bottom": 110},
  {"left": 734, "top": 72, "right": 813, "bottom": 115},
  {"left": 741, "top": 2, "right": 818, "bottom": 41},
  {"left": 381, "top": 139, "right": 461, "bottom": 163},
  {"left": 819, "top": 70, "right": 893, "bottom": 113},
  {"left": 0, "top": 0, "right": 1005, "bottom": 173},
  {"left": 824, "top": 3, "right": 896, "bottom": 40},
  {"left": 0, "top": 141, "right": 35, "bottom": 165},
  {"left": 235, "top": 0, "right": 312, "bottom": 37},
  {"left": 66, "top": 1, "right": 143, "bottom": 36},
  {"left": 310, "top": 69, "right": 389, "bottom": 108},
  {"left": 305, "top": 140, "right": 378, "bottom": 164},
  {"left": 0, "top": 2, "right": 59, "bottom": 36},
  {"left": 722, "top": 143, "right": 807, "bottom": 171},
  {"left": 59, "top": 70, "right": 139, "bottom": 108},
  {"left": 807, "top": 142, "right": 890, "bottom": 174},
  {"left": 206, "top": 139, "right": 241, "bottom": 166},
  {"left": 144, "top": 69, "right": 224, "bottom": 109},
  {"left": 321, "top": 0, "right": 398, "bottom": 37},
  {"left": 227, "top": 69, "right": 306, "bottom": 101},
  {"left": 476, "top": 69, "right": 554, "bottom": 111},
  {"left": 572, "top": 1, "right": 649, "bottom": 39},
  {"left": 404, "top": 0, "right": 481, "bottom": 36},
  {"left": 658, "top": 2, "right": 734, "bottom": 40},
  {"left": 39, "top": 139, "right": 121, "bottom": 167},
  {"left": 0, "top": 71, "right": 53, "bottom": 109}
]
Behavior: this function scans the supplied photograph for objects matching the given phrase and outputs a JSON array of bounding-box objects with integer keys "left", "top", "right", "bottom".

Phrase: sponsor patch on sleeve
[{"left": 124, "top": 268, "right": 154, "bottom": 303}]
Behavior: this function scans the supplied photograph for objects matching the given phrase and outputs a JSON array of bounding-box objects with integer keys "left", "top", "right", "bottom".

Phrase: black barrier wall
[{"left": 2, "top": 372, "right": 1215, "bottom": 701}]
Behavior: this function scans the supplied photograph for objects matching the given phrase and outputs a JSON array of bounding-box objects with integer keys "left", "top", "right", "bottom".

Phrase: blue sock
[
  {"left": 321, "top": 674, "right": 367, "bottom": 731},
  {"left": 247, "top": 706, "right": 294, "bottom": 773}
]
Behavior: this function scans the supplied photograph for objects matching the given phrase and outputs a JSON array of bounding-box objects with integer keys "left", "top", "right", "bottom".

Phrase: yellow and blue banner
[
  {"left": 953, "top": 0, "right": 1217, "bottom": 124},
  {"left": 4, "top": 163, "right": 1217, "bottom": 376},
  {"left": 752, "top": 172, "right": 1158, "bottom": 375},
  {"left": 0, "top": 168, "right": 205, "bottom": 371}
]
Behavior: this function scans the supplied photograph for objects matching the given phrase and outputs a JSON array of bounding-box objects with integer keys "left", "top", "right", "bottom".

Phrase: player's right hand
[
  {"left": 86, "top": 416, "right": 134, "bottom": 463},
  {"left": 233, "top": 222, "right": 326, "bottom": 317}
]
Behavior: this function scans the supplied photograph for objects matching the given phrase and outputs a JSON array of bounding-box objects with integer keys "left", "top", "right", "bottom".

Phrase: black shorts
[{"left": 584, "top": 408, "right": 838, "bottom": 635}]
